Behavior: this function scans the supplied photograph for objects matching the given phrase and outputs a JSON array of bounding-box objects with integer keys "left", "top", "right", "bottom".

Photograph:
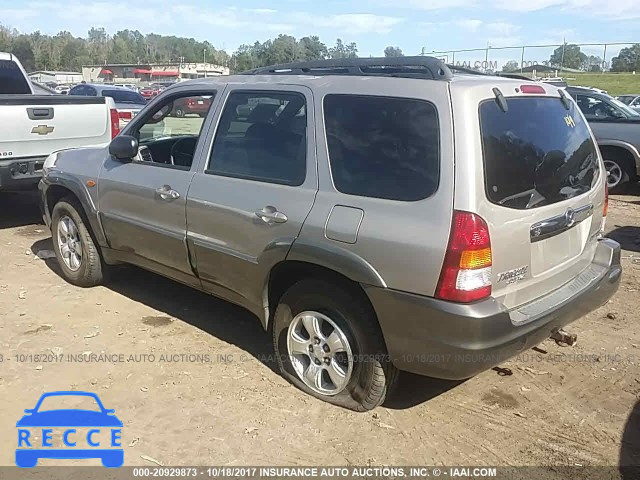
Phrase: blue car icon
[{"left": 16, "top": 391, "right": 123, "bottom": 468}]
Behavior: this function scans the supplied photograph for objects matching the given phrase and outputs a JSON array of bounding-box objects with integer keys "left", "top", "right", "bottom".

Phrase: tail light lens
[
  {"left": 110, "top": 109, "right": 121, "bottom": 139},
  {"left": 601, "top": 179, "right": 609, "bottom": 233},
  {"left": 436, "top": 211, "right": 493, "bottom": 303},
  {"left": 118, "top": 111, "right": 132, "bottom": 120}
]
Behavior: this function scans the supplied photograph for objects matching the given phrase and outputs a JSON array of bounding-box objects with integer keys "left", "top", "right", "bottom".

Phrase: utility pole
[{"left": 560, "top": 37, "right": 566, "bottom": 74}]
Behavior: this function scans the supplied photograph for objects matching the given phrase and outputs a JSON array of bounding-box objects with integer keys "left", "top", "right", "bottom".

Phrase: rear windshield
[
  {"left": 102, "top": 89, "right": 145, "bottom": 104},
  {"left": 0, "top": 59, "right": 31, "bottom": 94},
  {"left": 480, "top": 97, "right": 599, "bottom": 210}
]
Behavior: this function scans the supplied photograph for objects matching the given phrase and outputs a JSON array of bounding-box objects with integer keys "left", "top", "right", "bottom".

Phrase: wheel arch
[
  {"left": 44, "top": 176, "right": 108, "bottom": 248},
  {"left": 263, "top": 248, "right": 386, "bottom": 331},
  {"left": 598, "top": 141, "right": 640, "bottom": 178}
]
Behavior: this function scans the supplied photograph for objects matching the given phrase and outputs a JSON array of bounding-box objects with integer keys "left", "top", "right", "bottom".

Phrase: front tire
[
  {"left": 272, "top": 279, "right": 398, "bottom": 411},
  {"left": 51, "top": 197, "right": 103, "bottom": 287},
  {"left": 174, "top": 107, "right": 185, "bottom": 118}
]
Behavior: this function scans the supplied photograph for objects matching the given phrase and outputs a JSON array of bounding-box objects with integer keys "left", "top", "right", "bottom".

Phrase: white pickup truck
[{"left": 0, "top": 52, "right": 120, "bottom": 191}]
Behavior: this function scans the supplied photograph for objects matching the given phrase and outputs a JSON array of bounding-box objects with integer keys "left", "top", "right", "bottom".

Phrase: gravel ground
[{"left": 0, "top": 186, "right": 639, "bottom": 470}]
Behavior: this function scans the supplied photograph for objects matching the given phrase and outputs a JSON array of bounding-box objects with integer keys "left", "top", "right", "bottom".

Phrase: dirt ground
[{"left": 0, "top": 186, "right": 639, "bottom": 469}]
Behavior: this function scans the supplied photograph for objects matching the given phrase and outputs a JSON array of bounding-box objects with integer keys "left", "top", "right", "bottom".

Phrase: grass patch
[{"left": 563, "top": 73, "right": 640, "bottom": 96}]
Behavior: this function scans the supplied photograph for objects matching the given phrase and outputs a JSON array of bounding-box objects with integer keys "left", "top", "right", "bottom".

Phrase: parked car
[
  {"left": 567, "top": 86, "right": 640, "bottom": 190},
  {"left": 114, "top": 83, "right": 137, "bottom": 90},
  {"left": 139, "top": 85, "right": 160, "bottom": 101},
  {"left": 171, "top": 96, "right": 211, "bottom": 117},
  {"left": 69, "top": 84, "right": 146, "bottom": 129},
  {"left": 616, "top": 94, "right": 640, "bottom": 112},
  {"left": 54, "top": 85, "right": 70, "bottom": 95},
  {"left": 0, "top": 52, "right": 120, "bottom": 193},
  {"left": 40, "top": 57, "right": 621, "bottom": 411}
]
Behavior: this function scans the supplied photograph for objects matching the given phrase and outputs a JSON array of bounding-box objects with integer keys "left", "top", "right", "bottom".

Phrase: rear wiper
[
  {"left": 492, "top": 87, "right": 508, "bottom": 113},
  {"left": 558, "top": 89, "right": 571, "bottom": 110}
]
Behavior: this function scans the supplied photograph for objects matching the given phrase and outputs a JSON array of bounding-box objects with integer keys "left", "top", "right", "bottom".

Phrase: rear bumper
[
  {"left": 366, "top": 238, "right": 622, "bottom": 380},
  {"left": 0, "top": 157, "right": 46, "bottom": 191}
]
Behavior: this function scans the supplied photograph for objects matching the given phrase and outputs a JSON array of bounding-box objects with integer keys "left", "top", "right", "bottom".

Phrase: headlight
[{"left": 42, "top": 151, "right": 59, "bottom": 174}]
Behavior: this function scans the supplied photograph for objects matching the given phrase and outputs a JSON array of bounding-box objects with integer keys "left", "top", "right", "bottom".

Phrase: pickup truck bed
[{"left": 0, "top": 95, "right": 115, "bottom": 191}]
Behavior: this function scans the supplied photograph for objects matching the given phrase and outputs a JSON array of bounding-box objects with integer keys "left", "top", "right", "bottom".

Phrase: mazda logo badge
[{"left": 565, "top": 208, "right": 576, "bottom": 227}]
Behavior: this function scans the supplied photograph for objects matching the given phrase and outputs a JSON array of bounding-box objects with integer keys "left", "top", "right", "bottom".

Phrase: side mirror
[{"left": 109, "top": 135, "right": 138, "bottom": 161}]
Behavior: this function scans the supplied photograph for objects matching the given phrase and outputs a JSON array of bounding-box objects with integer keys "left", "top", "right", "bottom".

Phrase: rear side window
[
  {"left": 0, "top": 60, "right": 31, "bottom": 94},
  {"left": 324, "top": 95, "right": 439, "bottom": 201},
  {"left": 480, "top": 97, "right": 599, "bottom": 210},
  {"left": 102, "top": 89, "right": 145, "bottom": 104}
]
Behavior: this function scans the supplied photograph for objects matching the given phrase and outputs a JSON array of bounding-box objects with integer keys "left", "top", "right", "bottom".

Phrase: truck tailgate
[{"left": 0, "top": 95, "right": 111, "bottom": 159}]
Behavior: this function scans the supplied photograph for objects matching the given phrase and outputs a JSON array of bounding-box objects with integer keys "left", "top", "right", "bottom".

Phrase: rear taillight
[
  {"left": 110, "top": 108, "right": 121, "bottom": 139},
  {"left": 601, "top": 180, "right": 609, "bottom": 233},
  {"left": 118, "top": 111, "right": 132, "bottom": 120},
  {"left": 436, "top": 211, "right": 492, "bottom": 303}
]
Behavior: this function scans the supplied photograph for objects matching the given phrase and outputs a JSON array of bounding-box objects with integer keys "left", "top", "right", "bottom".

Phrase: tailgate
[
  {"left": 0, "top": 95, "right": 110, "bottom": 159},
  {"left": 457, "top": 86, "right": 606, "bottom": 310}
]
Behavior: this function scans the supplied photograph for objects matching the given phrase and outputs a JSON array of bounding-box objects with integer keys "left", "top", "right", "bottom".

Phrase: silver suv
[{"left": 40, "top": 57, "right": 621, "bottom": 411}]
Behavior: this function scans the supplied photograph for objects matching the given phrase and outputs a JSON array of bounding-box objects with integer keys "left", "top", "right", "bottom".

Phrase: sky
[{"left": 1, "top": 0, "right": 639, "bottom": 66}]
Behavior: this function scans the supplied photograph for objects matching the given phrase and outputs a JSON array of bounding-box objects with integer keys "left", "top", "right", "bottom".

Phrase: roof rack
[
  {"left": 446, "top": 65, "right": 488, "bottom": 76},
  {"left": 241, "top": 56, "right": 453, "bottom": 81},
  {"left": 495, "top": 73, "right": 534, "bottom": 81}
]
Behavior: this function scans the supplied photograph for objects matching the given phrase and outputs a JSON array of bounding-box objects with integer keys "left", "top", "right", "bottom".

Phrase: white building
[
  {"left": 82, "top": 63, "right": 229, "bottom": 83},
  {"left": 28, "top": 71, "right": 83, "bottom": 84}
]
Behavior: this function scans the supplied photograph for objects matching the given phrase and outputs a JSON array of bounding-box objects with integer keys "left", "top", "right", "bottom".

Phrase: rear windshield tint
[
  {"left": 0, "top": 60, "right": 31, "bottom": 94},
  {"left": 480, "top": 97, "right": 599, "bottom": 210},
  {"left": 324, "top": 94, "right": 439, "bottom": 201}
]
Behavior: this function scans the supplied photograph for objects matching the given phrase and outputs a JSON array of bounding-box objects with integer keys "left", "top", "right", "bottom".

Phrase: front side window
[
  {"left": 133, "top": 91, "right": 216, "bottom": 169},
  {"left": 207, "top": 91, "right": 307, "bottom": 186},
  {"left": 324, "top": 94, "right": 440, "bottom": 201}
]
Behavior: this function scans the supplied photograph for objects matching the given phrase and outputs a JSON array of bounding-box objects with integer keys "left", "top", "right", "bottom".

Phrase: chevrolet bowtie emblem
[{"left": 31, "top": 125, "right": 55, "bottom": 135}]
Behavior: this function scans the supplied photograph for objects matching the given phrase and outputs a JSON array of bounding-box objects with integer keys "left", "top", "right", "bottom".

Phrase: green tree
[
  {"left": 549, "top": 43, "right": 587, "bottom": 70},
  {"left": 611, "top": 44, "right": 640, "bottom": 72},
  {"left": 502, "top": 60, "right": 519, "bottom": 72},
  {"left": 384, "top": 46, "right": 403, "bottom": 57},
  {"left": 298, "top": 36, "right": 328, "bottom": 61},
  {"left": 329, "top": 39, "right": 358, "bottom": 59},
  {"left": 583, "top": 55, "right": 603, "bottom": 72},
  {"left": 11, "top": 36, "right": 35, "bottom": 71}
]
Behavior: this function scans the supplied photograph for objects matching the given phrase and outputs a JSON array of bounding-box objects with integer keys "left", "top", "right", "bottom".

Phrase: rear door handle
[
  {"left": 155, "top": 185, "right": 180, "bottom": 200},
  {"left": 255, "top": 206, "right": 288, "bottom": 224}
]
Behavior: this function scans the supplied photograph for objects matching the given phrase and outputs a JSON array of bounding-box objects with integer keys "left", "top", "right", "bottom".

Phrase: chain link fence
[{"left": 420, "top": 42, "right": 639, "bottom": 74}]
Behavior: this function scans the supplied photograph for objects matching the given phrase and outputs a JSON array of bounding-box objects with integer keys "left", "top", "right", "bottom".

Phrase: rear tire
[
  {"left": 603, "top": 156, "right": 635, "bottom": 192},
  {"left": 51, "top": 197, "right": 104, "bottom": 287},
  {"left": 174, "top": 107, "right": 185, "bottom": 118},
  {"left": 272, "top": 279, "right": 398, "bottom": 411}
]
